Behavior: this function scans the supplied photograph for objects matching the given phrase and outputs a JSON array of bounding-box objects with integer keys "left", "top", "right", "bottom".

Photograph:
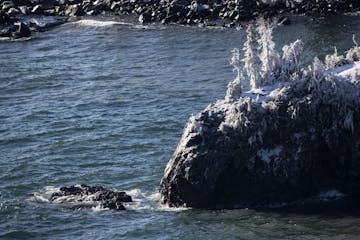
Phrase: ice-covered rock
[{"left": 159, "top": 28, "right": 360, "bottom": 209}]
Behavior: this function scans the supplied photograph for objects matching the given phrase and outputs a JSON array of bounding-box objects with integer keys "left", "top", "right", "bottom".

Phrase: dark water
[{"left": 1, "top": 15, "right": 360, "bottom": 239}]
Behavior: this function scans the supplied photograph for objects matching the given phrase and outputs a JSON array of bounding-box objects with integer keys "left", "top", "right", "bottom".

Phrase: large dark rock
[
  {"left": 26, "top": 17, "right": 68, "bottom": 32},
  {"left": 1, "top": 1, "right": 15, "bottom": 11},
  {"left": 31, "top": 4, "right": 44, "bottom": 14},
  {"left": 64, "top": 4, "right": 84, "bottom": 16},
  {"left": 12, "top": 0, "right": 32, "bottom": 6},
  {"left": 0, "top": 10, "right": 12, "bottom": 24},
  {"left": 159, "top": 61, "right": 360, "bottom": 209},
  {"left": 12, "top": 21, "right": 31, "bottom": 38},
  {"left": 50, "top": 184, "right": 132, "bottom": 210}
]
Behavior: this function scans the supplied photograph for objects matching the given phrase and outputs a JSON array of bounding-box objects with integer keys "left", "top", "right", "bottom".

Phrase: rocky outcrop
[
  {"left": 159, "top": 39, "right": 360, "bottom": 209},
  {"left": 50, "top": 184, "right": 133, "bottom": 210}
]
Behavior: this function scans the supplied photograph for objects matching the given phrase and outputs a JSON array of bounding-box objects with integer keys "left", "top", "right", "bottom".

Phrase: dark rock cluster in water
[
  {"left": 159, "top": 33, "right": 360, "bottom": 210},
  {"left": 50, "top": 184, "right": 132, "bottom": 210},
  {"left": 1, "top": 0, "right": 360, "bottom": 38}
]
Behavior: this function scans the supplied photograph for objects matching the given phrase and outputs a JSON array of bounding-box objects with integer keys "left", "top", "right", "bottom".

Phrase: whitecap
[
  {"left": 31, "top": 186, "right": 59, "bottom": 203},
  {"left": 123, "top": 188, "right": 190, "bottom": 212},
  {"left": 73, "top": 19, "right": 132, "bottom": 27}
]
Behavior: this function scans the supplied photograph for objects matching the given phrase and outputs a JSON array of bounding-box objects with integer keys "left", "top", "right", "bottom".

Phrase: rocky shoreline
[{"left": 1, "top": 0, "right": 360, "bottom": 39}]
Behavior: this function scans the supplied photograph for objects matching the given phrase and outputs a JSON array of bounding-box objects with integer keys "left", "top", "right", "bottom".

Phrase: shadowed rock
[
  {"left": 12, "top": 21, "right": 31, "bottom": 38},
  {"left": 50, "top": 184, "right": 132, "bottom": 210}
]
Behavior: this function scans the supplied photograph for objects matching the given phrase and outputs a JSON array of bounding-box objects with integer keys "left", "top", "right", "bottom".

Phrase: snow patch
[{"left": 335, "top": 61, "right": 360, "bottom": 80}]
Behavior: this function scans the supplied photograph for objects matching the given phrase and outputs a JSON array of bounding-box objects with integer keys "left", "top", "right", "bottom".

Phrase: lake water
[{"left": 1, "top": 14, "right": 360, "bottom": 240}]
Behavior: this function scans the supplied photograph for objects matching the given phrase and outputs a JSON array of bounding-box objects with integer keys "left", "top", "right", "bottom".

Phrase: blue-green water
[{"left": 1, "top": 15, "right": 360, "bottom": 239}]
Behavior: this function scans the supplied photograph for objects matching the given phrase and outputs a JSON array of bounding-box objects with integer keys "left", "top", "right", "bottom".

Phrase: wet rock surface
[
  {"left": 50, "top": 184, "right": 132, "bottom": 210},
  {"left": 1, "top": 0, "right": 360, "bottom": 39}
]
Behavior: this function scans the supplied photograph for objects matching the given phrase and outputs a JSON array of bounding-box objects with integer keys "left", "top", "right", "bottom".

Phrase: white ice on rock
[
  {"left": 335, "top": 61, "right": 360, "bottom": 82},
  {"left": 225, "top": 18, "right": 360, "bottom": 104},
  {"left": 257, "top": 146, "right": 283, "bottom": 163}
]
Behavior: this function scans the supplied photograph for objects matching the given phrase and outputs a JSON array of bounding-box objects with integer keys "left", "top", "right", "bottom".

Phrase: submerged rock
[
  {"left": 159, "top": 35, "right": 360, "bottom": 209},
  {"left": 50, "top": 184, "right": 132, "bottom": 210}
]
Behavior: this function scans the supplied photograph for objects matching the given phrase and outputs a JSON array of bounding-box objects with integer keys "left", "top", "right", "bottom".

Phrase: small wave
[
  {"left": 122, "top": 188, "right": 189, "bottom": 212},
  {"left": 0, "top": 36, "right": 32, "bottom": 42},
  {"left": 31, "top": 186, "right": 59, "bottom": 203},
  {"left": 73, "top": 19, "right": 132, "bottom": 27}
]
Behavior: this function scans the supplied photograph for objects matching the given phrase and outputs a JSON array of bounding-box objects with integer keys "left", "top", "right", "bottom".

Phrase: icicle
[
  {"left": 312, "top": 57, "right": 326, "bottom": 81},
  {"left": 244, "top": 22, "right": 263, "bottom": 90},
  {"left": 353, "top": 34, "right": 358, "bottom": 47},
  {"left": 281, "top": 39, "right": 304, "bottom": 77},
  {"left": 257, "top": 17, "right": 281, "bottom": 85},
  {"left": 226, "top": 48, "right": 243, "bottom": 101}
]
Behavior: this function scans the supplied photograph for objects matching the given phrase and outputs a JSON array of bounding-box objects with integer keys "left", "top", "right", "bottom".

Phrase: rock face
[
  {"left": 50, "top": 184, "right": 132, "bottom": 210},
  {"left": 159, "top": 42, "right": 360, "bottom": 209}
]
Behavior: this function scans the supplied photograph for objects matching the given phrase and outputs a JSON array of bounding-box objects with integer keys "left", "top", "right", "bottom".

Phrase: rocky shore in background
[{"left": 1, "top": 0, "right": 360, "bottom": 39}]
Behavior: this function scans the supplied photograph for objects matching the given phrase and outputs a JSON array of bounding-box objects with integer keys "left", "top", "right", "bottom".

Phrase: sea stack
[{"left": 159, "top": 21, "right": 360, "bottom": 209}]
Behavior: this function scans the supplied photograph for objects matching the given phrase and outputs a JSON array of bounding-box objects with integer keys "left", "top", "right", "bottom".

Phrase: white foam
[
  {"left": 73, "top": 19, "right": 131, "bottom": 27},
  {"left": 31, "top": 186, "right": 59, "bottom": 203},
  {"left": 124, "top": 188, "right": 189, "bottom": 212},
  {"left": 0, "top": 37, "right": 32, "bottom": 42}
]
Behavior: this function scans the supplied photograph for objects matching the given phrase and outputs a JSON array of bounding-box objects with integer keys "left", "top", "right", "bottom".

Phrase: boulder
[
  {"left": 12, "top": 21, "right": 31, "bottom": 38},
  {"left": 1, "top": 1, "right": 15, "bottom": 12},
  {"left": 0, "top": 10, "right": 12, "bottom": 24},
  {"left": 138, "top": 11, "right": 152, "bottom": 23},
  {"left": 7, "top": 7, "right": 20, "bottom": 15},
  {"left": 31, "top": 4, "right": 44, "bottom": 14},
  {"left": 12, "top": 0, "right": 32, "bottom": 6},
  {"left": 18, "top": 6, "right": 30, "bottom": 14},
  {"left": 65, "top": 4, "right": 84, "bottom": 16}
]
